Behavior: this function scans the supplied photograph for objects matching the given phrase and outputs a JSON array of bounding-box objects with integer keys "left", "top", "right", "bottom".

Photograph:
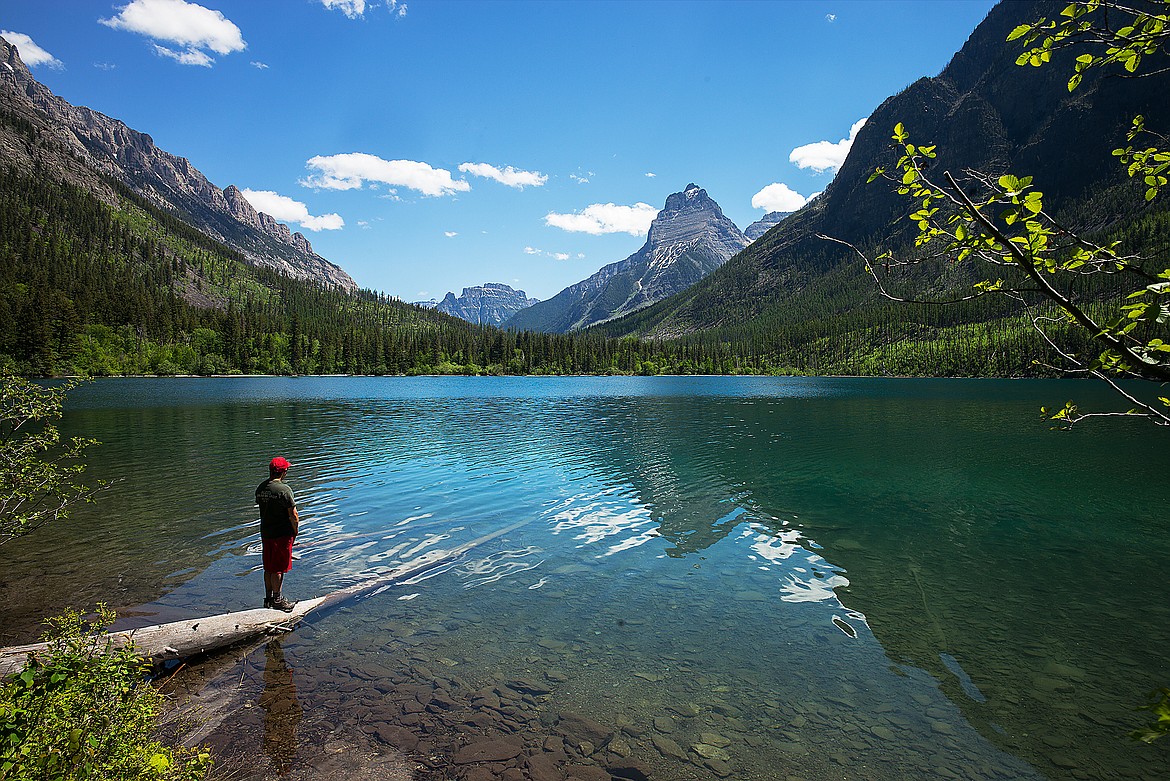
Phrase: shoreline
[{"left": 50, "top": 372, "right": 1065, "bottom": 381}]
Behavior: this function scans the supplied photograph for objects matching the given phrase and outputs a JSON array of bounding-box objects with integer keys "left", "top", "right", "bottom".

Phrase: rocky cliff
[
  {"left": 0, "top": 36, "right": 355, "bottom": 292},
  {"left": 506, "top": 184, "right": 747, "bottom": 333},
  {"left": 744, "top": 211, "right": 790, "bottom": 241},
  {"left": 436, "top": 283, "right": 540, "bottom": 326}
]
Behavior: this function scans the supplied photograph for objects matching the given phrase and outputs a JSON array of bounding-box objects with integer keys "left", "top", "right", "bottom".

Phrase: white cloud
[
  {"left": 100, "top": 0, "right": 246, "bottom": 66},
  {"left": 302, "top": 153, "right": 470, "bottom": 197},
  {"left": 645, "top": 172, "right": 656, "bottom": 178},
  {"left": 94, "top": 61, "right": 117, "bottom": 70},
  {"left": 458, "top": 162, "right": 547, "bottom": 189},
  {"left": 789, "top": 117, "right": 867, "bottom": 173},
  {"left": 826, "top": 13, "right": 837, "bottom": 23},
  {"left": 153, "top": 43, "right": 211, "bottom": 66},
  {"left": 240, "top": 188, "right": 344, "bottom": 231},
  {"left": 320, "top": 0, "right": 406, "bottom": 19},
  {"left": 1, "top": 31, "right": 63, "bottom": 69},
  {"left": 545, "top": 202, "right": 659, "bottom": 236},
  {"left": 444, "top": 231, "right": 458, "bottom": 238},
  {"left": 570, "top": 173, "right": 590, "bottom": 184},
  {"left": 250, "top": 60, "right": 268, "bottom": 69},
  {"left": 523, "top": 246, "right": 573, "bottom": 261},
  {"left": 321, "top": 0, "right": 365, "bottom": 17},
  {"left": 751, "top": 182, "right": 810, "bottom": 212}
]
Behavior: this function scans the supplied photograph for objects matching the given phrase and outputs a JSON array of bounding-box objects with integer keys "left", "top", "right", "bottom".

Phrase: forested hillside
[{"left": 0, "top": 150, "right": 758, "bottom": 377}]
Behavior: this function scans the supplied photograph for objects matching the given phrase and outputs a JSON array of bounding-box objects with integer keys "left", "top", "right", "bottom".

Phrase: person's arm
[{"left": 288, "top": 505, "right": 299, "bottom": 538}]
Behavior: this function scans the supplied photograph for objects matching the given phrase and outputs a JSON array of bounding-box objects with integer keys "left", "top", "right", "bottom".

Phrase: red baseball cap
[{"left": 269, "top": 457, "right": 292, "bottom": 472}]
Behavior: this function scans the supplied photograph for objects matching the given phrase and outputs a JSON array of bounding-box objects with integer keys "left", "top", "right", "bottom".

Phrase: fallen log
[
  {"left": 0, "top": 599, "right": 325, "bottom": 679},
  {"left": 0, "top": 519, "right": 529, "bottom": 679}
]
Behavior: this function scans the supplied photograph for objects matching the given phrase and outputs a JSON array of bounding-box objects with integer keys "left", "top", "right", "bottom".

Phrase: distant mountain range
[
  {"left": 506, "top": 184, "right": 748, "bottom": 333},
  {"left": 0, "top": 36, "right": 354, "bottom": 292},
  {"left": 434, "top": 283, "right": 539, "bottom": 326}
]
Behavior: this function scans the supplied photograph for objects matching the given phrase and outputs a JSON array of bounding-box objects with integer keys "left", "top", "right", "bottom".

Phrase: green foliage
[
  {"left": 0, "top": 377, "right": 102, "bottom": 545},
  {"left": 0, "top": 606, "right": 211, "bottom": 780},
  {"left": 1131, "top": 687, "right": 1170, "bottom": 743},
  {"left": 859, "top": 0, "right": 1170, "bottom": 426},
  {"left": 1008, "top": 0, "right": 1170, "bottom": 90},
  {"left": 1113, "top": 115, "right": 1170, "bottom": 202}
]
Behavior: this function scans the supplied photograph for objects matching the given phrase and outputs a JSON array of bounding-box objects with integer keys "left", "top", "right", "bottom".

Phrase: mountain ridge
[
  {"left": 506, "top": 184, "right": 747, "bottom": 332},
  {"left": 0, "top": 35, "right": 355, "bottom": 292}
]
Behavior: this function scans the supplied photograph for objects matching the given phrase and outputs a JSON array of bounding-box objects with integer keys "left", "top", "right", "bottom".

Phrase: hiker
[{"left": 256, "top": 456, "right": 299, "bottom": 612}]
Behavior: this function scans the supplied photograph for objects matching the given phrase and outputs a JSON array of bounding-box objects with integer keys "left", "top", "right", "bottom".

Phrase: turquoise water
[{"left": 1, "top": 376, "right": 1167, "bottom": 779}]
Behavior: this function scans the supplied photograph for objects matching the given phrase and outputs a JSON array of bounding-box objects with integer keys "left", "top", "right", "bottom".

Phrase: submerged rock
[
  {"left": 556, "top": 713, "right": 614, "bottom": 749},
  {"left": 652, "top": 716, "right": 675, "bottom": 733},
  {"left": 453, "top": 738, "right": 524, "bottom": 764},
  {"left": 607, "top": 757, "right": 654, "bottom": 780},
  {"left": 651, "top": 734, "right": 687, "bottom": 762},
  {"left": 690, "top": 742, "right": 731, "bottom": 762}
]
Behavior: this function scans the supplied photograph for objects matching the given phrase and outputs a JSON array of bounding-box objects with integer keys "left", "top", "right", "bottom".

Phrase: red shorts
[{"left": 262, "top": 535, "right": 295, "bottom": 573}]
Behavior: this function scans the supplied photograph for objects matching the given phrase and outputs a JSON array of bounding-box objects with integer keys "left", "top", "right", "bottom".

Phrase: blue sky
[{"left": 2, "top": 0, "right": 997, "bottom": 302}]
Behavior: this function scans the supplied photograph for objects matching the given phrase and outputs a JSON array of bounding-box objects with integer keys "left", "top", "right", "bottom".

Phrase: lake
[{"left": 1, "top": 376, "right": 1167, "bottom": 780}]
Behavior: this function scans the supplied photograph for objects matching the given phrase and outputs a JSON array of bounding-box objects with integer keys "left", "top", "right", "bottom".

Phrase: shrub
[{"left": 0, "top": 606, "right": 211, "bottom": 780}]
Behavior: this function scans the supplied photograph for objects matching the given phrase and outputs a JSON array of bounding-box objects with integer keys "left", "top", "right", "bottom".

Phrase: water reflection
[{"left": 259, "top": 639, "right": 301, "bottom": 777}]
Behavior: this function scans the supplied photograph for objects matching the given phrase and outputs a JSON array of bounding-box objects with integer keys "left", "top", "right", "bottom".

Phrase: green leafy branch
[
  {"left": 0, "top": 377, "right": 107, "bottom": 546},
  {"left": 1009, "top": 0, "right": 1170, "bottom": 91},
  {"left": 822, "top": 1, "right": 1170, "bottom": 428},
  {"left": 1114, "top": 114, "right": 1170, "bottom": 201},
  {"left": 1013, "top": 2, "right": 1170, "bottom": 201},
  {"left": 1012, "top": 1, "right": 1170, "bottom": 209},
  {"left": 1131, "top": 687, "right": 1170, "bottom": 743},
  {"left": 823, "top": 121, "right": 1170, "bottom": 427}
]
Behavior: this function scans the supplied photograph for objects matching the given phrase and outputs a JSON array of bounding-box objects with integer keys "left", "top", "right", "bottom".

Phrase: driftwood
[{"left": 0, "top": 519, "right": 528, "bottom": 679}]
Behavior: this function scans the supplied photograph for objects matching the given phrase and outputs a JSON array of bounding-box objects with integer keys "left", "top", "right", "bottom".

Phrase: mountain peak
[
  {"left": 506, "top": 186, "right": 748, "bottom": 332},
  {"left": 662, "top": 183, "right": 717, "bottom": 216},
  {"left": 649, "top": 184, "right": 735, "bottom": 250}
]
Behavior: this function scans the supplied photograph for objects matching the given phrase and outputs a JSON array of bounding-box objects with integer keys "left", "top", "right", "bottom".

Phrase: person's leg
[
  {"left": 263, "top": 536, "right": 295, "bottom": 611},
  {"left": 263, "top": 538, "right": 273, "bottom": 604}
]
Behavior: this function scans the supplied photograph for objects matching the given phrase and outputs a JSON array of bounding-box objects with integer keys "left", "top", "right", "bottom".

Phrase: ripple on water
[{"left": 6, "top": 377, "right": 1166, "bottom": 781}]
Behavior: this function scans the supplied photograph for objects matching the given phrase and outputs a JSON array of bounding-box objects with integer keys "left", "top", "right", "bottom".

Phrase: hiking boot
[
  {"left": 270, "top": 594, "right": 296, "bottom": 613},
  {"left": 263, "top": 596, "right": 273, "bottom": 609}
]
